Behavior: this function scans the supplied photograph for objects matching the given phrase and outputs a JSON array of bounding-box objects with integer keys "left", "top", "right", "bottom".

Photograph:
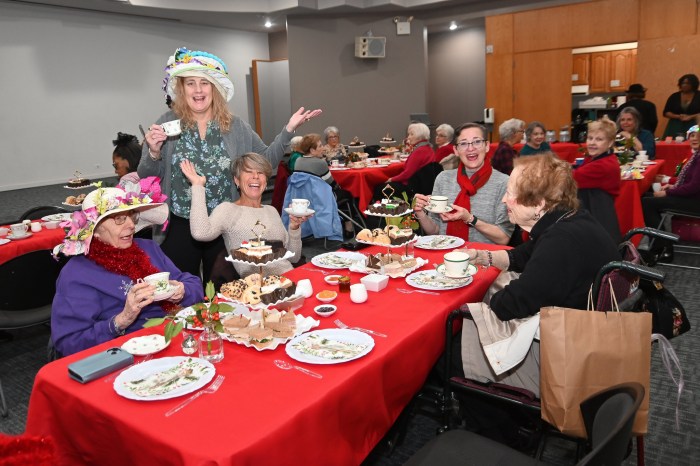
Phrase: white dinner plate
[
  {"left": 7, "top": 232, "right": 33, "bottom": 241},
  {"left": 153, "top": 284, "right": 177, "bottom": 301},
  {"left": 284, "top": 207, "right": 316, "bottom": 217},
  {"left": 286, "top": 329, "right": 374, "bottom": 365},
  {"left": 642, "top": 161, "right": 656, "bottom": 165},
  {"left": 114, "top": 357, "right": 215, "bottom": 401},
  {"left": 435, "top": 263, "right": 478, "bottom": 279},
  {"left": 311, "top": 251, "right": 366, "bottom": 269},
  {"left": 405, "top": 269, "right": 473, "bottom": 291},
  {"left": 415, "top": 235, "right": 465, "bottom": 250},
  {"left": 41, "top": 213, "right": 72, "bottom": 222},
  {"left": 121, "top": 334, "right": 171, "bottom": 356},
  {"left": 0, "top": 238, "right": 10, "bottom": 246}
]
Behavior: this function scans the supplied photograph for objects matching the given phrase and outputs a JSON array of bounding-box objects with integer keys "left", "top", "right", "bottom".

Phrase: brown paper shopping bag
[{"left": 539, "top": 306, "right": 652, "bottom": 438}]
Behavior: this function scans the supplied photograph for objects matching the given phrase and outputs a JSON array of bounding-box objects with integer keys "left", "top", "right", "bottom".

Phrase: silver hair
[
  {"left": 408, "top": 122, "right": 430, "bottom": 140},
  {"left": 499, "top": 118, "right": 525, "bottom": 141},
  {"left": 290, "top": 135, "right": 303, "bottom": 151},
  {"left": 435, "top": 124, "right": 455, "bottom": 141},
  {"left": 323, "top": 126, "right": 340, "bottom": 143},
  {"left": 617, "top": 107, "right": 641, "bottom": 133},
  {"left": 525, "top": 121, "right": 546, "bottom": 141}
]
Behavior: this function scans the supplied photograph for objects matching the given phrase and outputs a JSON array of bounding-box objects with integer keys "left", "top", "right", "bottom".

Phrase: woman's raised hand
[
  {"left": 180, "top": 160, "right": 206, "bottom": 186},
  {"left": 286, "top": 107, "right": 323, "bottom": 132},
  {"left": 145, "top": 124, "right": 167, "bottom": 154}
]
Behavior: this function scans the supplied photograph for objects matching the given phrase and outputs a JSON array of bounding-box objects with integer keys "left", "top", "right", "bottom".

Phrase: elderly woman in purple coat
[{"left": 51, "top": 178, "right": 203, "bottom": 356}]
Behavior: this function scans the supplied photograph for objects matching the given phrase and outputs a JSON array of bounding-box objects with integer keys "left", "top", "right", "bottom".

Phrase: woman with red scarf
[
  {"left": 51, "top": 181, "right": 203, "bottom": 357},
  {"left": 413, "top": 123, "right": 513, "bottom": 244}
]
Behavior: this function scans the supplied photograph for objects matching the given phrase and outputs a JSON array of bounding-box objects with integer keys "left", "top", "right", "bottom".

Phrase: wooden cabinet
[
  {"left": 571, "top": 54, "right": 590, "bottom": 85},
  {"left": 573, "top": 49, "right": 637, "bottom": 92}
]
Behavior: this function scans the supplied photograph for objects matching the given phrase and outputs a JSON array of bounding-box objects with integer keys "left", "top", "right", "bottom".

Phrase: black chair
[
  {"left": 408, "top": 161, "right": 443, "bottom": 197},
  {"left": 19, "top": 205, "right": 70, "bottom": 221},
  {"left": 655, "top": 209, "right": 700, "bottom": 271},
  {"left": 0, "top": 250, "right": 67, "bottom": 417},
  {"left": 406, "top": 383, "right": 644, "bottom": 466}
]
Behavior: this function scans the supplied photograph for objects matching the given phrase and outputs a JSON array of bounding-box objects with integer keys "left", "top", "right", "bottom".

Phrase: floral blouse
[{"left": 170, "top": 122, "right": 233, "bottom": 218}]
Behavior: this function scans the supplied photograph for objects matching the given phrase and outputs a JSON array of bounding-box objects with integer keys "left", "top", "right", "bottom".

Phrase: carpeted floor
[{"left": 1, "top": 182, "right": 699, "bottom": 465}]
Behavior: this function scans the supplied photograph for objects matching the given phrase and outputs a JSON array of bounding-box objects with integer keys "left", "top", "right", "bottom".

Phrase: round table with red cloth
[
  {"left": 0, "top": 222, "right": 66, "bottom": 265},
  {"left": 331, "top": 162, "right": 405, "bottom": 213}
]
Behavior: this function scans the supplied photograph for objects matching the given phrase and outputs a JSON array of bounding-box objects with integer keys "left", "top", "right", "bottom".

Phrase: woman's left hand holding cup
[{"left": 167, "top": 280, "right": 185, "bottom": 303}]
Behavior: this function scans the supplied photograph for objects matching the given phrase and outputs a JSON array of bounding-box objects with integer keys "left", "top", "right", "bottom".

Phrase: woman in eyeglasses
[
  {"left": 112, "top": 132, "right": 142, "bottom": 188},
  {"left": 413, "top": 123, "right": 513, "bottom": 245},
  {"left": 321, "top": 126, "right": 347, "bottom": 162}
]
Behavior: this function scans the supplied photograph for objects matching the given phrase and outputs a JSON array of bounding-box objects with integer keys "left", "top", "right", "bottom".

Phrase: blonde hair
[
  {"left": 513, "top": 152, "right": 579, "bottom": 211},
  {"left": 172, "top": 77, "right": 233, "bottom": 132},
  {"left": 587, "top": 116, "right": 617, "bottom": 142},
  {"left": 230, "top": 153, "right": 272, "bottom": 181}
]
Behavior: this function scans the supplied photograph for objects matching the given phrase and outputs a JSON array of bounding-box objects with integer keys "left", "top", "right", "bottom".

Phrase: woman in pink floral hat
[{"left": 51, "top": 178, "right": 203, "bottom": 357}]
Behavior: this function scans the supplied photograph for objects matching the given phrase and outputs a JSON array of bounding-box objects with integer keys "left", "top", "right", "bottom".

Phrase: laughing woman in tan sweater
[{"left": 181, "top": 153, "right": 307, "bottom": 277}]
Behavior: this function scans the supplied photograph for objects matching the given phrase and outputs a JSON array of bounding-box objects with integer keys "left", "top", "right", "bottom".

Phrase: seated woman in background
[
  {"left": 491, "top": 118, "right": 525, "bottom": 175},
  {"left": 433, "top": 123, "right": 455, "bottom": 162},
  {"left": 51, "top": 182, "right": 203, "bottom": 356},
  {"left": 385, "top": 122, "right": 435, "bottom": 186},
  {"left": 182, "top": 153, "right": 306, "bottom": 277},
  {"left": 573, "top": 116, "right": 622, "bottom": 243},
  {"left": 519, "top": 121, "right": 550, "bottom": 156},
  {"left": 294, "top": 133, "right": 336, "bottom": 186},
  {"left": 413, "top": 123, "right": 513, "bottom": 245},
  {"left": 112, "top": 132, "right": 142, "bottom": 187},
  {"left": 616, "top": 107, "right": 656, "bottom": 158},
  {"left": 321, "top": 126, "right": 347, "bottom": 162},
  {"left": 287, "top": 135, "right": 303, "bottom": 171},
  {"left": 459, "top": 153, "right": 620, "bottom": 396},
  {"left": 642, "top": 124, "right": 700, "bottom": 262}
]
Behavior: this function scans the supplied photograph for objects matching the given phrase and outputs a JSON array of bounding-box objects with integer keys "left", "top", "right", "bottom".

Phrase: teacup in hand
[
  {"left": 143, "top": 272, "right": 170, "bottom": 293},
  {"left": 443, "top": 251, "right": 470, "bottom": 277},
  {"left": 10, "top": 223, "right": 28, "bottom": 237},
  {"left": 427, "top": 195, "right": 448, "bottom": 212},
  {"left": 652, "top": 182, "right": 662, "bottom": 192},
  {"left": 291, "top": 198, "right": 310, "bottom": 215},
  {"left": 161, "top": 119, "right": 181, "bottom": 137}
]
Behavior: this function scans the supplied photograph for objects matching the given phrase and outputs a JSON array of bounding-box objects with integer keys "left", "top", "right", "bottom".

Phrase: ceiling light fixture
[
  {"left": 449, "top": 22, "right": 457, "bottom": 31},
  {"left": 264, "top": 19, "right": 272, "bottom": 28}
]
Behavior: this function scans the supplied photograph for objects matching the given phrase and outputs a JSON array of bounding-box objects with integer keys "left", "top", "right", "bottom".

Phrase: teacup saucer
[
  {"left": 284, "top": 207, "right": 316, "bottom": 217},
  {"left": 0, "top": 238, "right": 10, "bottom": 246},
  {"left": 436, "top": 263, "right": 477, "bottom": 279},
  {"left": 153, "top": 285, "right": 177, "bottom": 301},
  {"left": 7, "top": 232, "right": 33, "bottom": 241},
  {"left": 425, "top": 205, "right": 454, "bottom": 214}
]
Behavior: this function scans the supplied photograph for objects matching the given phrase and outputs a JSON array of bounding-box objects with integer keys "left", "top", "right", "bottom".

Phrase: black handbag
[{"left": 638, "top": 280, "right": 691, "bottom": 339}]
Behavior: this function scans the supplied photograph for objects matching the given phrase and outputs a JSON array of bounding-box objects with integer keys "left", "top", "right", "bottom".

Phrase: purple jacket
[
  {"left": 668, "top": 151, "right": 700, "bottom": 198},
  {"left": 52, "top": 239, "right": 203, "bottom": 356}
]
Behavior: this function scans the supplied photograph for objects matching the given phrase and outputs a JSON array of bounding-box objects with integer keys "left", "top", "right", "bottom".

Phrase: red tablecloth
[
  {"left": 332, "top": 162, "right": 405, "bottom": 212},
  {"left": 0, "top": 223, "right": 65, "bottom": 265},
  {"left": 489, "top": 142, "right": 582, "bottom": 163},
  {"left": 25, "top": 244, "right": 503, "bottom": 466},
  {"left": 655, "top": 142, "right": 690, "bottom": 176},
  {"left": 616, "top": 161, "right": 663, "bottom": 242}
]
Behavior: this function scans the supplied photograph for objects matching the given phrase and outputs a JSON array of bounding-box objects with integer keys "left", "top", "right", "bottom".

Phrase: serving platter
[
  {"left": 114, "top": 357, "right": 215, "bottom": 401},
  {"left": 349, "top": 256, "right": 428, "bottom": 278},
  {"left": 219, "top": 308, "right": 320, "bottom": 352},
  {"left": 286, "top": 329, "right": 374, "bottom": 365}
]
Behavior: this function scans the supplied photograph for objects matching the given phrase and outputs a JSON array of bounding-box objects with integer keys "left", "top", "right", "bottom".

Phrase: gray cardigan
[{"left": 138, "top": 110, "right": 293, "bottom": 205}]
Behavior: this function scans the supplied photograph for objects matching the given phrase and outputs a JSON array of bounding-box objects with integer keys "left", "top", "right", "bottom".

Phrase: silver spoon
[{"left": 274, "top": 359, "right": 322, "bottom": 379}]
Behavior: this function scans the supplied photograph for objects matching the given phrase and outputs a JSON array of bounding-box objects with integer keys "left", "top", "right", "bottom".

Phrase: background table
[
  {"left": 616, "top": 161, "right": 663, "bottom": 242},
  {"left": 655, "top": 141, "right": 689, "bottom": 176},
  {"left": 26, "top": 243, "right": 503, "bottom": 466},
  {"left": 0, "top": 223, "right": 65, "bottom": 265},
  {"left": 331, "top": 162, "right": 405, "bottom": 213}
]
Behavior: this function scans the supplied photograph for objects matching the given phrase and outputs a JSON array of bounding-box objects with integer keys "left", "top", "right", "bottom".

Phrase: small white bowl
[
  {"left": 316, "top": 291, "right": 338, "bottom": 303},
  {"left": 360, "top": 274, "right": 389, "bottom": 292},
  {"left": 314, "top": 304, "right": 337, "bottom": 317},
  {"left": 324, "top": 274, "right": 343, "bottom": 285},
  {"left": 44, "top": 221, "right": 60, "bottom": 229}
]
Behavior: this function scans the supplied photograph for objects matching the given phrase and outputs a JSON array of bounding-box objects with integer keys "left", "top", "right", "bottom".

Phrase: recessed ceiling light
[
  {"left": 449, "top": 22, "right": 457, "bottom": 31},
  {"left": 264, "top": 20, "right": 272, "bottom": 28}
]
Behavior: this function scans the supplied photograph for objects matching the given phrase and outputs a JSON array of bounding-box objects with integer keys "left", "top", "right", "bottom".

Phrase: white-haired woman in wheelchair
[{"left": 458, "top": 153, "right": 620, "bottom": 397}]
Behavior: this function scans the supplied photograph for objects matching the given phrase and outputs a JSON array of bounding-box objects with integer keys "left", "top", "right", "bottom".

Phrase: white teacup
[
  {"left": 652, "top": 182, "right": 662, "bottom": 192},
  {"left": 10, "top": 223, "right": 28, "bottom": 237},
  {"left": 331, "top": 159, "right": 339, "bottom": 168},
  {"left": 0, "top": 227, "right": 8, "bottom": 237},
  {"left": 161, "top": 119, "right": 181, "bottom": 137},
  {"left": 428, "top": 195, "right": 449, "bottom": 212},
  {"left": 350, "top": 283, "right": 368, "bottom": 303},
  {"left": 635, "top": 153, "right": 648, "bottom": 163},
  {"left": 443, "top": 251, "right": 470, "bottom": 277},
  {"left": 662, "top": 175, "right": 671, "bottom": 184},
  {"left": 143, "top": 272, "right": 171, "bottom": 293},
  {"left": 30, "top": 222, "right": 42, "bottom": 233},
  {"left": 675, "top": 136, "right": 684, "bottom": 143},
  {"left": 296, "top": 278, "right": 313, "bottom": 298},
  {"left": 637, "top": 150, "right": 647, "bottom": 157},
  {"left": 291, "top": 198, "right": 310, "bottom": 215}
]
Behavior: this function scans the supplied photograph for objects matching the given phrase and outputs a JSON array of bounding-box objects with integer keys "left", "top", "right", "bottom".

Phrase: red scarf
[
  {"left": 446, "top": 161, "right": 493, "bottom": 241},
  {"left": 87, "top": 239, "right": 178, "bottom": 313}
]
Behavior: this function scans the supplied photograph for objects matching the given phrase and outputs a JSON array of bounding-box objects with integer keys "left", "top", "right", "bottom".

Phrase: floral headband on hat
[
  {"left": 54, "top": 177, "right": 169, "bottom": 257},
  {"left": 162, "top": 47, "right": 234, "bottom": 102}
]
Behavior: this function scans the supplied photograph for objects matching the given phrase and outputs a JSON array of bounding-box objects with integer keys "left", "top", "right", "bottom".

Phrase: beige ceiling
[{"left": 9, "top": 0, "right": 586, "bottom": 33}]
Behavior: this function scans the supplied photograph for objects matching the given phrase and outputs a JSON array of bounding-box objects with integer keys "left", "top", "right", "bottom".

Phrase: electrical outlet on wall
[{"left": 485, "top": 44, "right": 494, "bottom": 54}]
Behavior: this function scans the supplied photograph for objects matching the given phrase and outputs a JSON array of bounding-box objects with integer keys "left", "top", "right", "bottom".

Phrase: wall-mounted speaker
[{"left": 354, "top": 37, "right": 386, "bottom": 58}]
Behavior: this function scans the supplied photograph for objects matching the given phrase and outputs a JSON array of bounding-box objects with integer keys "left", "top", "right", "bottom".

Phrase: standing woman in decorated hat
[{"left": 139, "top": 48, "right": 321, "bottom": 288}]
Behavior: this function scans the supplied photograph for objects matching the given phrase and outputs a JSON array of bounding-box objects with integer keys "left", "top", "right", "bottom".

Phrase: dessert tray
[
  {"left": 218, "top": 308, "right": 320, "bottom": 352},
  {"left": 311, "top": 251, "right": 366, "bottom": 269},
  {"left": 349, "top": 256, "right": 428, "bottom": 278},
  {"left": 225, "top": 250, "right": 295, "bottom": 266},
  {"left": 405, "top": 270, "right": 473, "bottom": 291},
  {"left": 363, "top": 208, "right": 413, "bottom": 218},
  {"left": 415, "top": 235, "right": 465, "bottom": 250},
  {"left": 114, "top": 357, "right": 215, "bottom": 401},
  {"left": 216, "top": 290, "right": 304, "bottom": 310},
  {"left": 355, "top": 235, "right": 419, "bottom": 249},
  {"left": 286, "top": 329, "right": 374, "bottom": 365}
]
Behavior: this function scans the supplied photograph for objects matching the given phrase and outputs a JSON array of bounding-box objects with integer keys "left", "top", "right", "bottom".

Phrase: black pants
[
  {"left": 160, "top": 214, "right": 238, "bottom": 290},
  {"left": 642, "top": 193, "right": 700, "bottom": 251}
]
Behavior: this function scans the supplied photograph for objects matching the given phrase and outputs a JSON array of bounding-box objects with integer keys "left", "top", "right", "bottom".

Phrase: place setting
[
  {"left": 423, "top": 195, "right": 454, "bottom": 214},
  {"left": 5, "top": 223, "right": 34, "bottom": 241},
  {"left": 405, "top": 251, "right": 476, "bottom": 291},
  {"left": 284, "top": 198, "right": 315, "bottom": 218}
]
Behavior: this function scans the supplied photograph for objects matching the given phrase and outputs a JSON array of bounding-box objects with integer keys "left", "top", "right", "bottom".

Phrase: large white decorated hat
[{"left": 162, "top": 47, "right": 234, "bottom": 102}]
